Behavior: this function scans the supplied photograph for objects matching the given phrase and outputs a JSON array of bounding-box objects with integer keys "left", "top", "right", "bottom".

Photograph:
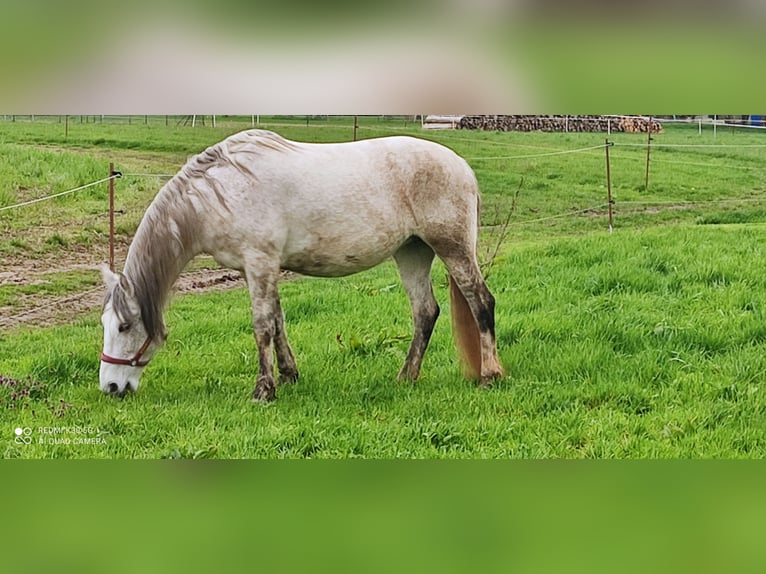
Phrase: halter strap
[{"left": 100, "top": 336, "right": 153, "bottom": 367}]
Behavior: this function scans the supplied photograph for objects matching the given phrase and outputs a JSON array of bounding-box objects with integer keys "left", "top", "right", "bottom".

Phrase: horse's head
[{"left": 99, "top": 267, "right": 159, "bottom": 397}]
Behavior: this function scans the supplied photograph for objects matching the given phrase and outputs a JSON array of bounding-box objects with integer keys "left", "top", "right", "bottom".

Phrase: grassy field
[{"left": 2, "top": 116, "right": 766, "bottom": 458}]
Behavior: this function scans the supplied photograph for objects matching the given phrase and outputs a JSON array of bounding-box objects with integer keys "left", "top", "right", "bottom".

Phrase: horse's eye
[{"left": 118, "top": 323, "right": 131, "bottom": 333}]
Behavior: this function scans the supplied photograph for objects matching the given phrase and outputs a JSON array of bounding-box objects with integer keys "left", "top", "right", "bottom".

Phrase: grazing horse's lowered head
[{"left": 99, "top": 266, "right": 165, "bottom": 397}]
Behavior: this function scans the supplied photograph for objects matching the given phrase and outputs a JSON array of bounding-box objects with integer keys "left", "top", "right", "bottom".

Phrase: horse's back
[
  {"left": 201, "top": 131, "right": 480, "bottom": 276},
  {"left": 237, "top": 130, "right": 479, "bottom": 221},
  {"left": 228, "top": 130, "right": 475, "bottom": 195}
]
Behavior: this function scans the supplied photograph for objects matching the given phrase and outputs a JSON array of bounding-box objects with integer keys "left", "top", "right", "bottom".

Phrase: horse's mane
[
  {"left": 111, "top": 189, "right": 198, "bottom": 340},
  {"left": 180, "top": 129, "right": 299, "bottom": 181}
]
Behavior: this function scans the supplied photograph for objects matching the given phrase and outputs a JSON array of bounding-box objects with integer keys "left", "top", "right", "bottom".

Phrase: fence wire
[
  {"left": 465, "top": 143, "right": 609, "bottom": 161},
  {"left": 0, "top": 175, "right": 117, "bottom": 213},
  {"left": 4, "top": 128, "right": 766, "bottom": 330}
]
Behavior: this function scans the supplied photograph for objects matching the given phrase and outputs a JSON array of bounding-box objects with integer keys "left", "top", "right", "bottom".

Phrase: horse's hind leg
[
  {"left": 274, "top": 291, "right": 299, "bottom": 384},
  {"left": 437, "top": 249, "right": 504, "bottom": 384},
  {"left": 394, "top": 238, "right": 440, "bottom": 381}
]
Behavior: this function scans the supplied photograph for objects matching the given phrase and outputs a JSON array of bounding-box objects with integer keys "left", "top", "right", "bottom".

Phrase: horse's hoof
[
  {"left": 252, "top": 380, "right": 276, "bottom": 402},
  {"left": 478, "top": 369, "right": 504, "bottom": 388},
  {"left": 252, "top": 388, "right": 275, "bottom": 402},
  {"left": 279, "top": 369, "right": 299, "bottom": 385}
]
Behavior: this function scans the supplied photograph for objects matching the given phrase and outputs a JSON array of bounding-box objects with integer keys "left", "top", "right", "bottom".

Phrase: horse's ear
[
  {"left": 101, "top": 264, "right": 119, "bottom": 289},
  {"left": 100, "top": 265, "right": 135, "bottom": 298},
  {"left": 118, "top": 272, "right": 135, "bottom": 298}
]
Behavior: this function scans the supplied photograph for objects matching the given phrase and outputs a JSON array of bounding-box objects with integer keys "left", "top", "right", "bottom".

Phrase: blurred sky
[{"left": 1, "top": 0, "right": 765, "bottom": 112}]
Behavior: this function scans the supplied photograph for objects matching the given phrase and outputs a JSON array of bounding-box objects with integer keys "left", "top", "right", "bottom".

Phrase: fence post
[
  {"left": 605, "top": 139, "right": 614, "bottom": 233},
  {"left": 644, "top": 117, "right": 653, "bottom": 192},
  {"left": 353, "top": 115, "right": 358, "bottom": 141},
  {"left": 109, "top": 162, "right": 116, "bottom": 271}
]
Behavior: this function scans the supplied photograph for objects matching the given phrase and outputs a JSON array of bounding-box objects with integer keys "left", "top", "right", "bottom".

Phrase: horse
[{"left": 99, "top": 129, "right": 504, "bottom": 401}]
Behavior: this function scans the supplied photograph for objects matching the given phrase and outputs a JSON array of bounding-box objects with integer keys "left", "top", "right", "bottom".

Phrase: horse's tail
[{"left": 449, "top": 275, "right": 482, "bottom": 380}]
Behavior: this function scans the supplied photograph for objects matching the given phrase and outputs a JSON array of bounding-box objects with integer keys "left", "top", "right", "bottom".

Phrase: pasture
[{"left": 2, "top": 116, "right": 766, "bottom": 458}]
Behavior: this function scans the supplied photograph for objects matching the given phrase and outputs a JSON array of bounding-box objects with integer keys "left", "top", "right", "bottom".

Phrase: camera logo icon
[{"left": 14, "top": 427, "right": 32, "bottom": 445}]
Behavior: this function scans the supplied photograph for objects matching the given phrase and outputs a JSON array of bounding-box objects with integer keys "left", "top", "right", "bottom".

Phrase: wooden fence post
[
  {"left": 605, "top": 139, "right": 614, "bottom": 233},
  {"left": 644, "top": 117, "right": 653, "bottom": 192},
  {"left": 109, "top": 162, "right": 115, "bottom": 271}
]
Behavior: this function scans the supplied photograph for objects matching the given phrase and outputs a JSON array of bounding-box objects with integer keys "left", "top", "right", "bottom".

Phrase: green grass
[
  {"left": 3, "top": 227, "right": 766, "bottom": 458},
  {"left": 2, "top": 117, "right": 766, "bottom": 458}
]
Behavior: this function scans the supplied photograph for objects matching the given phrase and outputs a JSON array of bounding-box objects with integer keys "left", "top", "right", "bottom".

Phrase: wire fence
[
  {"left": 3, "top": 129, "right": 764, "bottom": 217},
  {"left": 3, "top": 119, "right": 766, "bottom": 328},
  {"left": 0, "top": 175, "right": 119, "bottom": 213},
  {"left": 464, "top": 143, "right": 610, "bottom": 161},
  {"left": 2, "top": 134, "right": 765, "bottom": 226}
]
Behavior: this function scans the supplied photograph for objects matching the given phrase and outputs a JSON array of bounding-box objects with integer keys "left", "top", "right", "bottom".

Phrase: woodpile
[{"left": 456, "top": 115, "right": 663, "bottom": 134}]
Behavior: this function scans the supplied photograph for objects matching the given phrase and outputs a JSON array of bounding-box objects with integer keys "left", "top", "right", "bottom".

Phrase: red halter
[{"left": 100, "top": 337, "right": 153, "bottom": 367}]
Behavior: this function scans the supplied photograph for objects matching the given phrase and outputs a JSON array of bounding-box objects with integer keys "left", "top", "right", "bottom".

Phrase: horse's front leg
[
  {"left": 274, "top": 292, "right": 299, "bottom": 384},
  {"left": 245, "top": 263, "right": 280, "bottom": 402}
]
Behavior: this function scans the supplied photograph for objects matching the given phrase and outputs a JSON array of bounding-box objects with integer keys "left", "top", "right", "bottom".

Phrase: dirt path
[
  {"left": 0, "top": 268, "right": 247, "bottom": 331},
  {"left": 0, "top": 263, "right": 304, "bottom": 331}
]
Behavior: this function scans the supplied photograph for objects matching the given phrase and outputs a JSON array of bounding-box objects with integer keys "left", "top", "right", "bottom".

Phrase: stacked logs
[{"left": 457, "top": 115, "right": 663, "bottom": 133}]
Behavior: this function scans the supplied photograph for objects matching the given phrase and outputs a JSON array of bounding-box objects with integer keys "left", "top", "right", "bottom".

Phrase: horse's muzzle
[{"left": 104, "top": 380, "right": 136, "bottom": 398}]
